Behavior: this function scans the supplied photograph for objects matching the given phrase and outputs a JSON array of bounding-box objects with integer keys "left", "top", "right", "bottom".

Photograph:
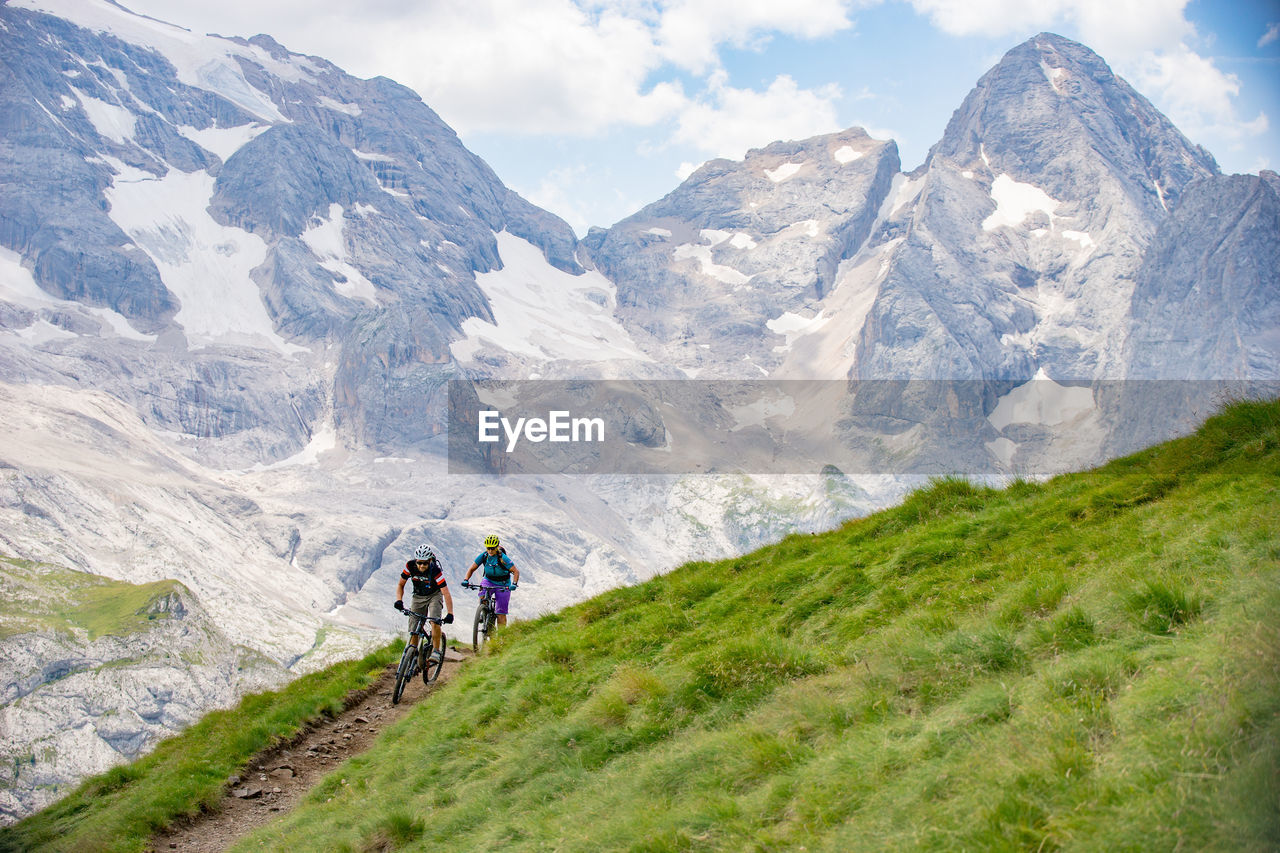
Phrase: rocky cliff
[{"left": 0, "top": 558, "right": 285, "bottom": 822}]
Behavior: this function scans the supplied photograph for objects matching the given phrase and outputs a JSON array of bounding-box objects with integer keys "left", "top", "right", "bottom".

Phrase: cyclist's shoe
[{"left": 431, "top": 648, "right": 445, "bottom": 663}]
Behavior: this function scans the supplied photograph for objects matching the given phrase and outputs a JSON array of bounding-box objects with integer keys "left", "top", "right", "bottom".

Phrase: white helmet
[{"left": 414, "top": 544, "right": 434, "bottom": 560}]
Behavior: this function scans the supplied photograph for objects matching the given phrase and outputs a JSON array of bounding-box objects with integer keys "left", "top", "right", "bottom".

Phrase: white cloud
[
  {"left": 656, "top": 0, "right": 855, "bottom": 72},
  {"left": 366, "top": 0, "right": 686, "bottom": 135},
  {"left": 125, "top": 0, "right": 858, "bottom": 137},
  {"left": 521, "top": 165, "right": 593, "bottom": 237},
  {"left": 1131, "top": 46, "right": 1269, "bottom": 143},
  {"left": 904, "top": 0, "right": 1191, "bottom": 57},
  {"left": 1260, "top": 23, "right": 1280, "bottom": 48},
  {"left": 673, "top": 71, "right": 843, "bottom": 160}
]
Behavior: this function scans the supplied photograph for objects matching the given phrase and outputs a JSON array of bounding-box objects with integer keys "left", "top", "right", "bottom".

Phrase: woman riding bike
[
  {"left": 394, "top": 544, "right": 454, "bottom": 667},
  {"left": 462, "top": 535, "right": 519, "bottom": 626}
]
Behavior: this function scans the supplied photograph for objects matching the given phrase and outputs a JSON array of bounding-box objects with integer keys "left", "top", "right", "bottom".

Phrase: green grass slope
[
  {"left": 0, "top": 644, "right": 399, "bottom": 853},
  {"left": 6, "top": 400, "right": 1278, "bottom": 852},
  {"left": 245, "top": 400, "right": 1279, "bottom": 852},
  {"left": 0, "top": 558, "right": 187, "bottom": 641}
]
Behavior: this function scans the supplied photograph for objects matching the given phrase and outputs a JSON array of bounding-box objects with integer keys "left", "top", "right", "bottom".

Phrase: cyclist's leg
[
  {"left": 425, "top": 591, "right": 445, "bottom": 659},
  {"left": 491, "top": 583, "right": 511, "bottom": 626},
  {"left": 410, "top": 593, "right": 434, "bottom": 663},
  {"left": 405, "top": 606, "right": 420, "bottom": 650},
  {"left": 478, "top": 578, "right": 504, "bottom": 626}
]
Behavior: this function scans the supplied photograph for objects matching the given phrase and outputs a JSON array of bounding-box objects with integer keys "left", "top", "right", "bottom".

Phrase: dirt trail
[{"left": 149, "top": 647, "right": 470, "bottom": 853}]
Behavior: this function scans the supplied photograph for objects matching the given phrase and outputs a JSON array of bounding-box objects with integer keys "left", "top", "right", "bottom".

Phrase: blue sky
[{"left": 126, "top": 0, "right": 1279, "bottom": 235}]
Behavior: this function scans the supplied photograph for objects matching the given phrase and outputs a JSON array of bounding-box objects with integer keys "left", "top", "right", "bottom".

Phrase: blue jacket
[{"left": 475, "top": 551, "right": 514, "bottom": 582}]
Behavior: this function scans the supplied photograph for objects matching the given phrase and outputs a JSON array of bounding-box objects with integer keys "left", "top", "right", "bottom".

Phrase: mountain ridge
[{"left": 1, "top": 4, "right": 1276, "bottom": 824}]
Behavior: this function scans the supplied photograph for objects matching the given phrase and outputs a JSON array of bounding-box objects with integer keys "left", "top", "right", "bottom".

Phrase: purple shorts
[{"left": 479, "top": 578, "right": 510, "bottom": 615}]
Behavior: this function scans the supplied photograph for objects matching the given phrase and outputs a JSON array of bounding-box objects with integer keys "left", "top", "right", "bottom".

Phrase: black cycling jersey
[{"left": 402, "top": 559, "right": 447, "bottom": 597}]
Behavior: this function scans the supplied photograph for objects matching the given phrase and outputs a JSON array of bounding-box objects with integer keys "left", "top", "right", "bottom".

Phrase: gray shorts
[{"left": 410, "top": 590, "right": 443, "bottom": 619}]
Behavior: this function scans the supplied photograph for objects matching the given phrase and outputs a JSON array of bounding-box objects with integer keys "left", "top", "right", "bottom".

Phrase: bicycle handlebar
[
  {"left": 393, "top": 605, "right": 446, "bottom": 626},
  {"left": 461, "top": 580, "right": 514, "bottom": 590}
]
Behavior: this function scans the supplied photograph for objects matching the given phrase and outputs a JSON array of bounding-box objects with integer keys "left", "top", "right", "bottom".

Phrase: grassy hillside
[
  {"left": 0, "top": 558, "right": 187, "bottom": 641},
  {"left": 0, "top": 644, "right": 399, "bottom": 853},
  {"left": 6, "top": 400, "right": 1278, "bottom": 851},
  {"left": 246, "top": 400, "right": 1279, "bottom": 852}
]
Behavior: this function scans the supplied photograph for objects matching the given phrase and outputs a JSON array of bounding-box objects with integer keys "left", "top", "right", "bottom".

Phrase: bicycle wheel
[
  {"left": 473, "top": 601, "right": 488, "bottom": 651},
  {"left": 392, "top": 645, "right": 414, "bottom": 704},
  {"left": 423, "top": 632, "right": 446, "bottom": 683}
]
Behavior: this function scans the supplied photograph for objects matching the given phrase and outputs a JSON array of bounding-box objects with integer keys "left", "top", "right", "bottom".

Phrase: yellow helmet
[{"left": 484, "top": 534, "right": 500, "bottom": 548}]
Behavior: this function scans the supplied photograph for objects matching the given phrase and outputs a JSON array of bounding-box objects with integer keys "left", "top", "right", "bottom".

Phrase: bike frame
[
  {"left": 392, "top": 607, "right": 446, "bottom": 704},
  {"left": 463, "top": 580, "right": 512, "bottom": 652}
]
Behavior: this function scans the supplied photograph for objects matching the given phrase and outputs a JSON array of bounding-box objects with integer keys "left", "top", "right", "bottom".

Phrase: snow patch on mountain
[
  {"left": 353, "top": 149, "right": 396, "bottom": 163},
  {"left": 251, "top": 422, "right": 337, "bottom": 472},
  {"left": 728, "top": 394, "right": 796, "bottom": 430},
  {"left": 13, "top": 0, "right": 295, "bottom": 122},
  {"left": 767, "top": 311, "right": 830, "bottom": 353},
  {"left": 300, "top": 204, "right": 380, "bottom": 304},
  {"left": 13, "top": 0, "right": 311, "bottom": 121},
  {"left": 177, "top": 122, "right": 268, "bottom": 162},
  {"left": 765, "top": 162, "right": 804, "bottom": 182},
  {"left": 984, "top": 371, "right": 1109, "bottom": 472},
  {"left": 834, "top": 146, "right": 863, "bottom": 164},
  {"left": 450, "top": 231, "right": 649, "bottom": 364},
  {"left": 1061, "top": 229, "right": 1096, "bottom": 251},
  {"left": 0, "top": 247, "right": 155, "bottom": 342},
  {"left": 775, "top": 237, "right": 900, "bottom": 378},
  {"left": 102, "top": 162, "right": 307, "bottom": 354},
  {"left": 982, "top": 174, "right": 1060, "bottom": 231},
  {"left": 881, "top": 173, "right": 924, "bottom": 219},
  {"left": 1041, "top": 61, "right": 1070, "bottom": 94},
  {"left": 317, "top": 96, "right": 361, "bottom": 116},
  {"left": 72, "top": 92, "right": 135, "bottom": 144},
  {"left": 673, "top": 241, "right": 754, "bottom": 286},
  {"left": 988, "top": 370, "right": 1096, "bottom": 431}
]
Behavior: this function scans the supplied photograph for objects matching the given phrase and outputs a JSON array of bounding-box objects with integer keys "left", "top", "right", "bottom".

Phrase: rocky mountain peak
[
  {"left": 928, "top": 32, "right": 1218, "bottom": 212},
  {"left": 582, "top": 127, "right": 899, "bottom": 374}
]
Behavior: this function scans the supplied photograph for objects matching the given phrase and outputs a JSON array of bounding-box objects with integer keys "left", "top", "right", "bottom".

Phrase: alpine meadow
[
  {"left": 2, "top": 0, "right": 1279, "bottom": 845},
  {"left": 5, "top": 399, "right": 1277, "bottom": 852}
]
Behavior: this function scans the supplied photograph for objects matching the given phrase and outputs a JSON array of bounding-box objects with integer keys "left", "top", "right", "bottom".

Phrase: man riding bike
[
  {"left": 394, "top": 544, "right": 454, "bottom": 667},
  {"left": 462, "top": 534, "right": 519, "bottom": 626}
]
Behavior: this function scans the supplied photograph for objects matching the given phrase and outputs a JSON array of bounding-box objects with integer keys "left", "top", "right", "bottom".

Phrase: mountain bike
[
  {"left": 462, "top": 580, "right": 513, "bottom": 652},
  {"left": 391, "top": 607, "right": 446, "bottom": 704}
]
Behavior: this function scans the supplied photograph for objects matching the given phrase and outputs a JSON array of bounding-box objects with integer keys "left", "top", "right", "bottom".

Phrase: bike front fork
[{"left": 412, "top": 638, "right": 440, "bottom": 660}]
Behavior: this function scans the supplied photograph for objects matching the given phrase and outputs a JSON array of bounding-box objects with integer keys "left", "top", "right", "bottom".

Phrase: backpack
[
  {"left": 480, "top": 547, "right": 512, "bottom": 582},
  {"left": 404, "top": 559, "right": 445, "bottom": 596}
]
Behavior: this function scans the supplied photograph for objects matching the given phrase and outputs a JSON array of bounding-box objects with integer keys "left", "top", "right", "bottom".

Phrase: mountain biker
[
  {"left": 462, "top": 534, "right": 519, "bottom": 626},
  {"left": 394, "top": 544, "right": 454, "bottom": 666}
]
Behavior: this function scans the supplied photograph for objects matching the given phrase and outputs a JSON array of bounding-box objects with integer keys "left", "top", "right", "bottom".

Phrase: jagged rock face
[
  {"left": 581, "top": 32, "right": 1273, "bottom": 474},
  {"left": 1126, "top": 171, "right": 1280, "bottom": 380},
  {"left": 1103, "top": 170, "right": 1280, "bottom": 455},
  {"left": 0, "top": 2, "right": 580, "bottom": 462},
  {"left": 854, "top": 33, "right": 1220, "bottom": 384},
  {"left": 582, "top": 129, "right": 899, "bottom": 376},
  {"left": 0, "top": 565, "right": 287, "bottom": 823}
]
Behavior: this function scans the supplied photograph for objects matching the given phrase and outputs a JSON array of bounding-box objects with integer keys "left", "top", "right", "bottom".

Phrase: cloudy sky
[{"left": 122, "top": 0, "right": 1280, "bottom": 235}]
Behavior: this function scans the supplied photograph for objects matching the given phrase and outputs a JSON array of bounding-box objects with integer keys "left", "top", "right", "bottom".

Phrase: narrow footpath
[{"left": 148, "top": 648, "right": 470, "bottom": 852}]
